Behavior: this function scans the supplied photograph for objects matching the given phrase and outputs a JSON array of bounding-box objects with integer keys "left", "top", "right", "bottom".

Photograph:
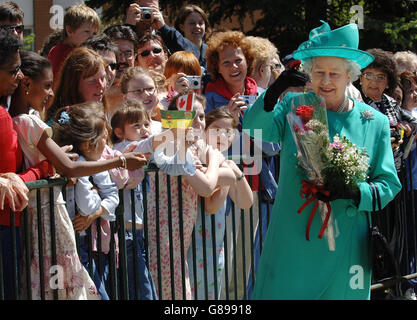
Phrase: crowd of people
[{"left": 0, "top": 0, "right": 416, "bottom": 300}]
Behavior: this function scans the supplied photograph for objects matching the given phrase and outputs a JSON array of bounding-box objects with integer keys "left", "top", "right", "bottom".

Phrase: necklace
[{"left": 336, "top": 97, "right": 349, "bottom": 113}]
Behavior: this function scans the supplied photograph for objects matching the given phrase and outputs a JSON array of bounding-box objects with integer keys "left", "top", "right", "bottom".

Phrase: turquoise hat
[{"left": 292, "top": 21, "right": 374, "bottom": 69}]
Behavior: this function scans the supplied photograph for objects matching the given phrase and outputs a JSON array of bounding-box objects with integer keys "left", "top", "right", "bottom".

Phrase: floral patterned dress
[
  {"left": 146, "top": 170, "right": 198, "bottom": 300},
  {"left": 13, "top": 113, "right": 100, "bottom": 300}
]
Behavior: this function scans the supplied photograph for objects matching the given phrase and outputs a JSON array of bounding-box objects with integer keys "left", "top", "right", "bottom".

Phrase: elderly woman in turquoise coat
[{"left": 243, "top": 21, "right": 401, "bottom": 300}]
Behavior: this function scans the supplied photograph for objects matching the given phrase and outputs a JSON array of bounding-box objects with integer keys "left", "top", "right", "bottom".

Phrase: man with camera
[
  {"left": 125, "top": 0, "right": 162, "bottom": 38},
  {"left": 125, "top": 1, "right": 201, "bottom": 64}
]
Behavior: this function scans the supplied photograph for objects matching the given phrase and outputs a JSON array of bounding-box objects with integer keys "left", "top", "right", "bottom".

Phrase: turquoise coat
[{"left": 243, "top": 91, "right": 402, "bottom": 300}]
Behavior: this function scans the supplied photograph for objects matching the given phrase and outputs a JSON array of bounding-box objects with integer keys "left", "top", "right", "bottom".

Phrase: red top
[
  {"left": 0, "top": 107, "right": 47, "bottom": 226},
  {"left": 204, "top": 76, "right": 258, "bottom": 99},
  {"left": 48, "top": 43, "right": 73, "bottom": 85}
]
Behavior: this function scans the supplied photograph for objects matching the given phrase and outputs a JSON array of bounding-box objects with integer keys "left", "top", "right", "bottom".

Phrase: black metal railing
[{"left": 1, "top": 153, "right": 417, "bottom": 300}]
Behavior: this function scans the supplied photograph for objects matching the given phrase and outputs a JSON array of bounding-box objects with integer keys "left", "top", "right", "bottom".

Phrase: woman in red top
[{"left": 0, "top": 31, "right": 52, "bottom": 299}]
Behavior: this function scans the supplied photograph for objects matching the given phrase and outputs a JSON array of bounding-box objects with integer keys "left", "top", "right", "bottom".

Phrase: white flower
[{"left": 361, "top": 110, "right": 374, "bottom": 120}]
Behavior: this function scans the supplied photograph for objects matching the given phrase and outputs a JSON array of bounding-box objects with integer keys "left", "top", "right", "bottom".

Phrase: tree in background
[{"left": 86, "top": 0, "right": 417, "bottom": 57}]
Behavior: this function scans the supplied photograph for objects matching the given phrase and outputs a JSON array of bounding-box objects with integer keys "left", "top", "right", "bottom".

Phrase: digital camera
[
  {"left": 390, "top": 122, "right": 404, "bottom": 143},
  {"left": 241, "top": 94, "right": 257, "bottom": 106},
  {"left": 140, "top": 7, "right": 153, "bottom": 21},
  {"left": 185, "top": 76, "right": 202, "bottom": 89}
]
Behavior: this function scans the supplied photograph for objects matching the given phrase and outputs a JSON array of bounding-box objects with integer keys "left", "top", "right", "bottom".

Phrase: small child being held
[
  {"left": 48, "top": 3, "right": 101, "bottom": 84},
  {"left": 110, "top": 100, "right": 158, "bottom": 300},
  {"left": 110, "top": 98, "right": 203, "bottom": 299}
]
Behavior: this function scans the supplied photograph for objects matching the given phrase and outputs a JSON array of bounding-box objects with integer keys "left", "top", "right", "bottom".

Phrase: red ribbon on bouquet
[{"left": 297, "top": 180, "right": 332, "bottom": 241}]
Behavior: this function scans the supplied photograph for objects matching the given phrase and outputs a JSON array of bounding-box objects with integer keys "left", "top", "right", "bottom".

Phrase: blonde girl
[
  {"left": 146, "top": 93, "right": 236, "bottom": 299},
  {"left": 187, "top": 106, "right": 253, "bottom": 299},
  {"left": 120, "top": 66, "right": 165, "bottom": 131}
]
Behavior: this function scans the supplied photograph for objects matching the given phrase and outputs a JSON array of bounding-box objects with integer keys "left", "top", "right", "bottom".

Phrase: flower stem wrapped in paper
[{"left": 286, "top": 93, "right": 370, "bottom": 251}]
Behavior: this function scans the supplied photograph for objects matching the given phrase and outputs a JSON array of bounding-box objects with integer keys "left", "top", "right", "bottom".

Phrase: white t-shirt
[{"left": 12, "top": 113, "right": 53, "bottom": 169}]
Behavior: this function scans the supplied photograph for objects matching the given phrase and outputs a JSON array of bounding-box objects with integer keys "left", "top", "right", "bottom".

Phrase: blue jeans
[
  {"left": 124, "top": 229, "right": 157, "bottom": 300},
  {"left": 79, "top": 235, "right": 110, "bottom": 300},
  {"left": 0, "top": 225, "right": 21, "bottom": 300}
]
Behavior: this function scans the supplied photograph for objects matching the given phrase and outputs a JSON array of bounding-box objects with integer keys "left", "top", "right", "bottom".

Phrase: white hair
[{"left": 302, "top": 57, "right": 362, "bottom": 82}]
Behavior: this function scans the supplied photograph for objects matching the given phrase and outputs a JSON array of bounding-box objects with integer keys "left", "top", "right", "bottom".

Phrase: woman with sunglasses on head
[{"left": 357, "top": 48, "right": 417, "bottom": 174}]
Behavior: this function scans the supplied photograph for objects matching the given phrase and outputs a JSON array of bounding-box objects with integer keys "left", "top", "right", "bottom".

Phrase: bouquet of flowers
[{"left": 286, "top": 93, "right": 370, "bottom": 251}]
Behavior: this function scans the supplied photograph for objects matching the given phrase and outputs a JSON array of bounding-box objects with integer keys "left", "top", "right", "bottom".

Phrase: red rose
[
  {"left": 289, "top": 59, "right": 302, "bottom": 70},
  {"left": 296, "top": 105, "right": 315, "bottom": 122}
]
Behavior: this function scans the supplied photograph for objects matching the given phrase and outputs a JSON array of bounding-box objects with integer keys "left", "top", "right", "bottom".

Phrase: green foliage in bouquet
[{"left": 322, "top": 134, "right": 370, "bottom": 195}]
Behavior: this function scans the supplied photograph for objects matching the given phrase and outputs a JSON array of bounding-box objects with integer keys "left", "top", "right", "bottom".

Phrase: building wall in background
[{"left": 11, "top": 0, "right": 86, "bottom": 52}]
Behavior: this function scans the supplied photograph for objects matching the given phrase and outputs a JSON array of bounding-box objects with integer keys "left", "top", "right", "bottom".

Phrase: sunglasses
[
  {"left": 1, "top": 24, "right": 24, "bottom": 34},
  {"left": 0, "top": 64, "right": 21, "bottom": 77},
  {"left": 107, "top": 62, "right": 129, "bottom": 71},
  {"left": 139, "top": 47, "right": 163, "bottom": 57}
]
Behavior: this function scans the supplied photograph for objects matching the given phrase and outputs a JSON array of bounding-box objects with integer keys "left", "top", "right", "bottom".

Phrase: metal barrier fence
[
  {"left": 0, "top": 155, "right": 416, "bottom": 300},
  {"left": 369, "top": 155, "right": 417, "bottom": 299}
]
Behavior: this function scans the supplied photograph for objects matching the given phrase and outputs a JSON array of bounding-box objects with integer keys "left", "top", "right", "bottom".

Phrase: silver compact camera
[
  {"left": 241, "top": 94, "right": 257, "bottom": 106},
  {"left": 185, "top": 75, "right": 202, "bottom": 89},
  {"left": 140, "top": 7, "right": 153, "bottom": 21}
]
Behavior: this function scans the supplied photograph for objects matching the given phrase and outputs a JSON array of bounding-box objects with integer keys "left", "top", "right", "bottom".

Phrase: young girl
[
  {"left": 10, "top": 52, "right": 147, "bottom": 300},
  {"left": 143, "top": 93, "right": 235, "bottom": 299},
  {"left": 186, "top": 107, "right": 253, "bottom": 300},
  {"left": 53, "top": 102, "right": 119, "bottom": 300},
  {"left": 120, "top": 66, "right": 165, "bottom": 133},
  {"left": 162, "top": 51, "right": 203, "bottom": 107},
  {"left": 110, "top": 100, "right": 159, "bottom": 300}
]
